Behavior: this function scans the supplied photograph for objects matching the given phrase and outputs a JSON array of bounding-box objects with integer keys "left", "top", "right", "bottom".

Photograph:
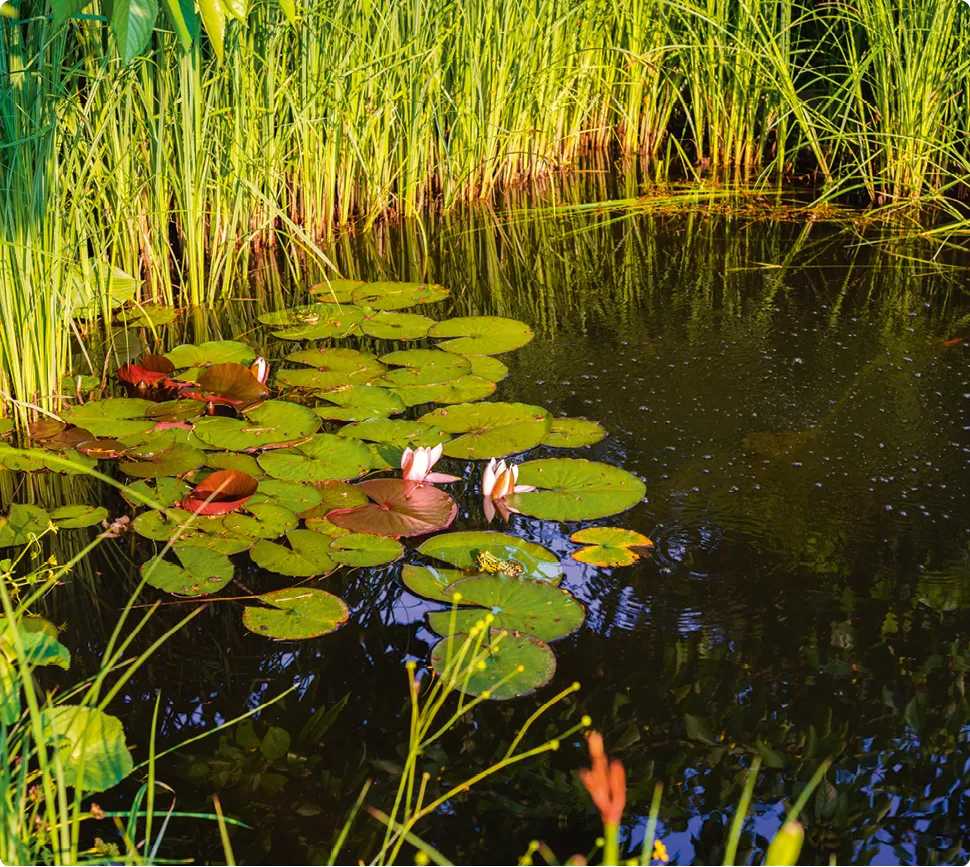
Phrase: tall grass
[{"left": 2, "top": 0, "right": 970, "bottom": 422}]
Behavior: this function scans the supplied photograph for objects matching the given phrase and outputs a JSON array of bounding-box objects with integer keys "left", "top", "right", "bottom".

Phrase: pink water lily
[
  {"left": 401, "top": 444, "right": 460, "bottom": 484},
  {"left": 482, "top": 458, "right": 535, "bottom": 522}
]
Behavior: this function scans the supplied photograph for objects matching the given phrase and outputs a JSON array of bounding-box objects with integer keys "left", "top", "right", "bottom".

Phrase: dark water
[{"left": 38, "top": 200, "right": 970, "bottom": 865}]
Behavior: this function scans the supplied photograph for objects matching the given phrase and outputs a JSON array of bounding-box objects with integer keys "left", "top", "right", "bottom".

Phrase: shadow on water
[{"left": 26, "top": 184, "right": 970, "bottom": 865}]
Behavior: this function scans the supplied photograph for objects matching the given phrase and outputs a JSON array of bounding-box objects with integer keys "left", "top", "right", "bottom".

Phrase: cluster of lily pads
[{"left": 0, "top": 280, "right": 648, "bottom": 700}]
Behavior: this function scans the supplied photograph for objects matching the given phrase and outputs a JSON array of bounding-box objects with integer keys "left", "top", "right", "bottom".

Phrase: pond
[{"left": 12, "top": 194, "right": 970, "bottom": 865}]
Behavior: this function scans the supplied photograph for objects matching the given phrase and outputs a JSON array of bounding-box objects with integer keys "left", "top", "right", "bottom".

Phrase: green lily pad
[
  {"left": 427, "top": 574, "right": 583, "bottom": 642},
  {"left": 506, "top": 459, "right": 646, "bottom": 521},
  {"left": 0, "top": 445, "right": 96, "bottom": 475},
  {"left": 60, "top": 374, "right": 101, "bottom": 395},
  {"left": 315, "top": 385, "right": 406, "bottom": 422},
  {"left": 401, "top": 564, "right": 465, "bottom": 602},
  {"left": 117, "top": 304, "right": 178, "bottom": 328},
  {"left": 308, "top": 278, "right": 365, "bottom": 302},
  {"left": 257, "top": 434, "right": 372, "bottom": 482},
  {"left": 41, "top": 706, "right": 133, "bottom": 792},
  {"left": 120, "top": 443, "right": 206, "bottom": 479},
  {"left": 62, "top": 398, "right": 154, "bottom": 438},
  {"left": 132, "top": 510, "right": 253, "bottom": 555},
  {"left": 543, "top": 418, "right": 607, "bottom": 448},
  {"left": 360, "top": 311, "right": 436, "bottom": 340},
  {"left": 141, "top": 546, "right": 235, "bottom": 596},
  {"left": 419, "top": 402, "right": 550, "bottom": 459},
  {"left": 206, "top": 452, "right": 263, "bottom": 476},
  {"left": 243, "top": 587, "right": 349, "bottom": 640},
  {"left": 570, "top": 526, "right": 653, "bottom": 566},
  {"left": 222, "top": 503, "right": 299, "bottom": 540},
  {"left": 146, "top": 399, "right": 205, "bottom": 423},
  {"left": 164, "top": 341, "right": 255, "bottom": 368},
  {"left": 278, "top": 349, "right": 386, "bottom": 390},
  {"left": 249, "top": 479, "right": 325, "bottom": 514},
  {"left": 430, "top": 630, "right": 555, "bottom": 701},
  {"left": 50, "top": 505, "right": 109, "bottom": 529},
  {"left": 194, "top": 400, "right": 319, "bottom": 451},
  {"left": 299, "top": 480, "right": 369, "bottom": 517},
  {"left": 338, "top": 419, "right": 449, "bottom": 449},
  {"left": 259, "top": 303, "right": 366, "bottom": 340},
  {"left": 328, "top": 533, "right": 404, "bottom": 567},
  {"left": 416, "top": 530, "right": 561, "bottom": 583},
  {"left": 0, "top": 504, "right": 51, "bottom": 547},
  {"left": 123, "top": 478, "right": 192, "bottom": 509},
  {"left": 429, "top": 316, "right": 534, "bottom": 355},
  {"left": 390, "top": 376, "right": 496, "bottom": 407},
  {"left": 326, "top": 479, "right": 457, "bottom": 538},
  {"left": 351, "top": 281, "right": 450, "bottom": 311},
  {"left": 251, "top": 529, "right": 336, "bottom": 577},
  {"left": 467, "top": 355, "right": 509, "bottom": 382},
  {"left": 378, "top": 349, "right": 471, "bottom": 386},
  {"left": 305, "top": 517, "right": 351, "bottom": 537}
]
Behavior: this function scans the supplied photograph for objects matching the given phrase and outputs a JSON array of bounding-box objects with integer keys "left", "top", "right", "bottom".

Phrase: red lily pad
[
  {"left": 326, "top": 479, "right": 457, "bottom": 538},
  {"left": 180, "top": 470, "right": 259, "bottom": 515},
  {"left": 181, "top": 363, "right": 269, "bottom": 407},
  {"left": 118, "top": 354, "right": 175, "bottom": 387}
]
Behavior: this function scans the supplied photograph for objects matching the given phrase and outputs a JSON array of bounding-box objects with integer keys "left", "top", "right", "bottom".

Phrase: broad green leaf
[
  {"left": 249, "top": 479, "right": 324, "bottom": 514},
  {"left": 222, "top": 503, "right": 298, "bottom": 539},
  {"left": 164, "top": 340, "right": 253, "bottom": 369},
  {"left": 378, "top": 349, "right": 470, "bottom": 386},
  {"left": 278, "top": 348, "right": 385, "bottom": 390},
  {"left": 257, "top": 434, "right": 371, "bottom": 482},
  {"left": 53, "top": 0, "right": 93, "bottom": 28},
  {"left": 389, "top": 375, "right": 495, "bottom": 407},
  {"left": 401, "top": 564, "right": 465, "bottom": 602},
  {"left": 328, "top": 533, "right": 403, "bottom": 567},
  {"left": 419, "top": 402, "right": 550, "bottom": 459},
  {"left": 123, "top": 477, "right": 192, "bottom": 509},
  {"left": 41, "top": 706, "right": 133, "bottom": 791},
  {"left": 430, "top": 630, "right": 555, "bottom": 700},
  {"left": 206, "top": 452, "right": 263, "bottom": 476},
  {"left": 120, "top": 443, "right": 206, "bottom": 479},
  {"left": 360, "top": 311, "right": 435, "bottom": 340},
  {"left": 543, "top": 418, "right": 607, "bottom": 448},
  {"left": 219, "top": 0, "right": 246, "bottom": 22},
  {"left": 141, "top": 546, "right": 234, "bottom": 596},
  {"left": 194, "top": 400, "right": 319, "bottom": 451},
  {"left": 62, "top": 398, "right": 154, "bottom": 438},
  {"left": 251, "top": 529, "right": 335, "bottom": 577},
  {"left": 158, "top": 0, "right": 197, "bottom": 48},
  {"left": 315, "top": 385, "right": 406, "bottom": 422},
  {"left": 110, "top": 0, "right": 159, "bottom": 63},
  {"left": 260, "top": 726, "right": 290, "bottom": 760},
  {"left": 198, "top": 0, "right": 226, "bottom": 60},
  {"left": 429, "top": 316, "right": 534, "bottom": 355},
  {"left": 417, "top": 530, "right": 561, "bottom": 583},
  {"left": 467, "top": 355, "right": 508, "bottom": 382},
  {"left": 243, "top": 588, "right": 349, "bottom": 639},
  {"left": 338, "top": 418, "right": 449, "bottom": 449},
  {"left": 260, "top": 303, "right": 365, "bottom": 340},
  {"left": 427, "top": 574, "right": 583, "bottom": 642},
  {"left": 0, "top": 504, "right": 51, "bottom": 547},
  {"left": 351, "top": 281, "right": 449, "bottom": 311},
  {"left": 50, "top": 504, "right": 109, "bottom": 529},
  {"left": 569, "top": 526, "right": 653, "bottom": 567},
  {"left": 507, "top": 459, "right": 646, "bottom": 521}
]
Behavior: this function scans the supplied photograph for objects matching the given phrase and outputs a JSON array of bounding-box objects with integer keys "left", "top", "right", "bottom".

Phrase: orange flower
[{"left": 579, "top": 731, "right": 626, "bottom": 827}]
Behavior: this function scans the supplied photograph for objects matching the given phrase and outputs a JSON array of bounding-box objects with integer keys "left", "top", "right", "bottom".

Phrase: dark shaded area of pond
[{"left": 31, "top": 192, "right": 970, "bottom": 865}]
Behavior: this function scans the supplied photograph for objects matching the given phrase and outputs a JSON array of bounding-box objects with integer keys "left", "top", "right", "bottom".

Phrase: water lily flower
[
  {"left": 401, "top": 444, "right": 460, "bottom": 484},
  {"left": 250, "top": 357, "right": 269, "bottom": 384},
  {"left": 482, "top": 458, "right": 535, "bottom": 522}
]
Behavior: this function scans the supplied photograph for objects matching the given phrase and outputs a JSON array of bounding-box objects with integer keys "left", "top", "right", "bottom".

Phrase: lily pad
[
  {"left": 164, "top": 341, "right": 255, "bottom": 369},
  {"left": 378, "top": 349, "right": 470, "bottom": 386},
  {"left": 467, "top": 355, "right": 509, "bottom": 382},
  {"left": 299, "top": 480, "right": 369, "bottom": 517},
  {"left": 0, "top": 504, "right": 51, "bottom": 547},
  {"left": 251, "top": 529, "right": 336, "bottom": 577},
  {"left": 569, "top": 526, "right": 654, "bottom": 566},
  {"left": 315, "top": 386, "right": 406, "bottom": 422},
  {"left": 390, "top": 376, "right": 496, "bottom": 407},
  {"left": 249, "top": 479, "right": 325, "bottom": 514},
  {"left": 40, "top": 706, "right": 133, "bottom": 792},
  {"left": 429, "top": 316, "right": 534, "bottom": 355},
  {"left": 243, "top": 587, "right": 349, "bottom": 640},
  {"left": 543, "top": 418, "right": 607, "bottom": 448},
  {"left": 328, "top": 533, "right": 404, "bottom": 567},
  {"left": 194, "top": 400, "right": 319, "bottom": 451},
  {"left": 416, "top": 530, "right": 561, "bottom": 583},
  {"left": 180, "top": 469, "right": 258, "bottom": 514},
  {"left": 50, "top": 505, "right": 109, "bottom": 529},
  {"left": 132, "top": 510, "right": 253, "bottom": 555},
  {"left": 206, "top": 452, "right": 263, "bottom": 476},
  {"left": 326, "top": 479, "right": 457, "bottom": 538},
  {"left": 257, "top": 434, "right": 372, "bottom": 482},
  {"left": 430, "top": 630, "right": 555, "bottom": 701},
  {"left": 123, "top": 478, "right": 191, "bottom": 509},
  {"left": 427, "top": 574, "right": 583, "bottom": 641},
  {"left": 278, "top": 349, "right": 385, "bottom": 390},
  {"left": 419, "top": 402, "right": 550, "bottom": 459},
  {"left": 147, "top": 399, "right": 205, "bottom": 423},
  {"left": 181, "top": 363, "right": 269, "bottom": 406},
  {"left": 259, "top": 303, "right": 366, "bottom": 340},
  {"left": 0, "top": 445, "right": 96, "bottom": 475},
  {"left": 308, "top": 278, "right": 365, "bottom": 303},
  {"left": 60, "top": 374, "right": 101, "bottom": 395},
  {"left": 120, "top": 443, "right": 206, "bottom": 479},
  {"left": 141, "top": 546, "right": 235, "bottom": 596},
  {"left": 351, "top": 281, "right": 450, "bottom": 311},
  {"left": 338, "top": 419, "right": 449, "bottom": 450},
  {"left": 222, "top": 503, "right": 299, "bottom": 539},
  {"left": 506, "top": 459, "right": 646, "bottom": 521},
  {"left": 62, "top": 398, "right": 155, "bottom": 438},
  {"left": 401, "top": 564, "right": 465, "bottom": 602},
  {"left": 360, "top": 311, "right": 436, "bottom": 340},
  {"left": 117, "top": 303, "right": 178, "bottom": 328}
]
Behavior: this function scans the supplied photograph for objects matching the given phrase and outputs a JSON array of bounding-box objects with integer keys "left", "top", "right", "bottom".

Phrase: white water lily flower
[
  {"left": 401, "top": 444, "right": 460, "bottom": 484},
  {"left": 250, "top": 357, "right": 269, "bottom": 384},
  {"left": 482, "top": 458, "right": 536, "bottom": 522}
]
